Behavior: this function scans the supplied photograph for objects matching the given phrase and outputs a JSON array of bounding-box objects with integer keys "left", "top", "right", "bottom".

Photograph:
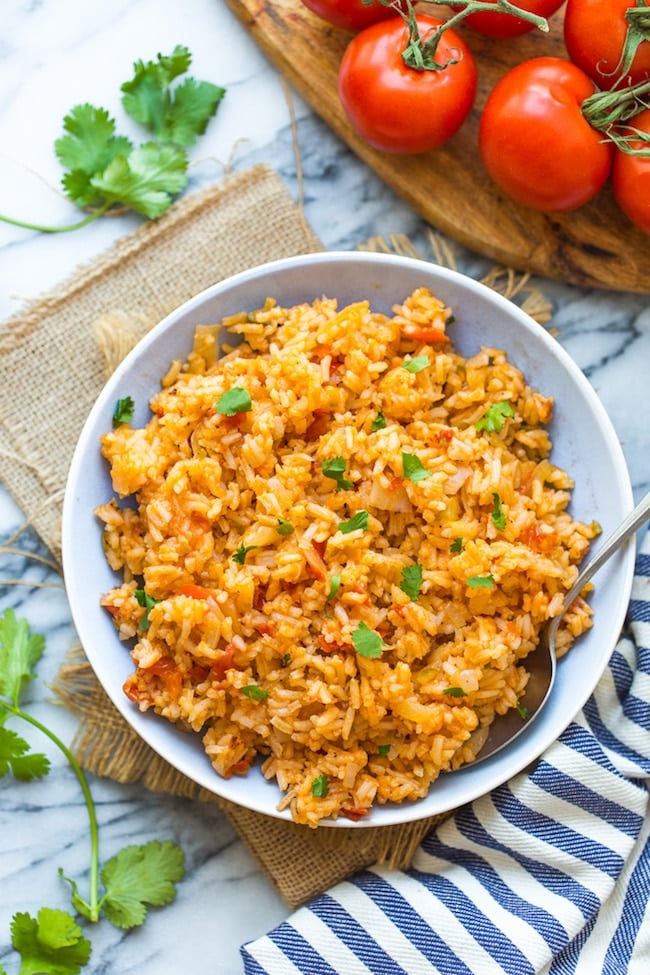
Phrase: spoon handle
[{"left": 563, "top": 489, "right": 650, "bottom": 608}]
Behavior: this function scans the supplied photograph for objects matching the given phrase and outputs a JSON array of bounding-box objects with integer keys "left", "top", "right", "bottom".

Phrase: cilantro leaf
[
  {"left": 475, "top": 400, "right": 515, "bottom": 434},
  {"left": 276, "top": 517, "right": 294, "bottom": 536},
  {"left": 338, "top": 510, "right": 369, "bottom": 534},
  {"left": 311, "top": 774, "right": 329, "bottom": 798},
  {"left": 216, "top": 387, "right": 252, "bottom": 416},
  {"left": 10, "top": 908, "right": 91, "bottom": 975},
  {"left": 232, "top": 543, "right": 258, "bottom": 565},
  {"left": 378, "top": 744, "right": 391, "bottom": 757},
  {"left": 326, "top": 573, "right": 342, "bottom": 602},
  {"left": 0, "top": 726, "right": 50, "bottom": 781},
  {"left": 161, "top": 77, "right": 226, "bottom": 147},
  {"left": 88, "top": 141, "right": 188, "bottom": 218},
  {"left": 0, "top": 608, "right": 45, "bottom": 708},
  {"left": 112, "top": 395, "right": 134, "bottom": 428},
  {"left": 402, "top": 452, "right": 432, "bottom": 483},
  {"left": 55, "top": 104, "right": 133, "bottom": 208},
  {"left": 352, "top": 621, "right": 385, "bottom": 659},
  {"left": 121, "top": 45, "right": 225, "bottom": 147},
  {"left": 443, "top": 686, "right": 467, "bottom": 697},
  {"left": 516, "top": 699, "right": 529, "bottom": 719},
  {"left": 491, "top": 492, "right": 506, "bottom": 531},
  {"left": 241, "top": 685, "right": 268, "bottom": 702},
  {"left": 134, "top": 590, "right": 159, "bottom": 630},
  {"left": 99, "top": 840, "right": 185, "bottom": 929},
  {"left": 467, "top": 574, "right": 495, "bottom": 589},
  {"left": 402, "top": 356, "right": 430, "bottom": 374},
  {"left": 450, "top": 537, "right": 464, "bottom": 554},
  {"left": 322, "top": 456, "right": 353, "bottom": 491},
  {"left": 371, "top": 409, "right": 387, "bottom": 432},
  {"left": 400, "top": 563, "right": 423, "bottom": 601}
]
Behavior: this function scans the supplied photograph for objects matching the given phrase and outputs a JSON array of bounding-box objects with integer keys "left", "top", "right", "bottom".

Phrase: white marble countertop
[{"left": 0, "top": 1, "right": 647, "bottom": 973}]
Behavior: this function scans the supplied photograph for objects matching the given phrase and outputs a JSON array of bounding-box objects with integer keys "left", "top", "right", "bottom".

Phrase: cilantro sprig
[
  {"left": 0, "top": 609, "right": 185, "bottom": 973},
  {"left": 0, "top": 45, "right": 225, "bottom": 234}
]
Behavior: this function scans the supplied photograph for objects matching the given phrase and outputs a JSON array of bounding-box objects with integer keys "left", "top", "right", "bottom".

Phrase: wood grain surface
[{"left": 225, "top": 0, "right": 650, "bottom": 293}]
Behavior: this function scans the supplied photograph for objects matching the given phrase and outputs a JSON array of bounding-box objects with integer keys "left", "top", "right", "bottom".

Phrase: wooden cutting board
[{"left": 225, "top": 0, "right": 650, "bottom": 293}]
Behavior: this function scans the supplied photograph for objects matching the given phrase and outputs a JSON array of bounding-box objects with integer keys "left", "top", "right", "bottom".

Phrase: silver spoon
[{"left": 471, "top": 488, "right": 650, "bottom": 764}]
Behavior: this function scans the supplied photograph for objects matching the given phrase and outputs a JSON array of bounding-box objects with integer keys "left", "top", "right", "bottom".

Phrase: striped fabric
[{"left": 242, "top": 528, "right": 650, "bottom": 974}]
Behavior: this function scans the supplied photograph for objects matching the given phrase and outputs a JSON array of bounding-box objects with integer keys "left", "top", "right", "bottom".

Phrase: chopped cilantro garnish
[
  {"left": 232, "top": 543, "right": 258, "bottom": 565},
  {"left": 475, "top": 400, "right": 515, "bottom": 433},
  {"left": 491, "top": 492, "right": 506, "bottom": 531},
  {"left": 280, "top": 653, "right": 291, "bottom": 667},
  {"left": 112, "top": 396, "right": 134, "bottom": 428},
  {"left": 443, "top": 686, "right": 467, "bottom": 697},
  {"left": 327, "top": 573, "right": 342, "bottom": 602},
  {"left": 516, "top": 699, "right": 529, "bottom": 720},
  {"left": 467, "top": 574, "right": 495, "bottom": 589},
  {"left": 276, "top": 517, "right": 294, "bottom": 536},
  {"left": 400, "top": 563, "right": 423, "bottom": 601},
  {"left": 322, "top": 457, "right": 353, "bottom": 491},
  {"left": 338, "top": 510, "right": 369, "bottom": 534},
  {"left": 352, "top": 622, "right": 385, "bottom": 659},
  {"left": 241, "top": 684, "right": 268, "bottom": 702},
  {"left": 134, "top": 589, "right": 159, "bottom": 629},
  {"left": 311, "top": 773, "right": 329, "bottom": 798},
  {"left": 378, "top": 744, "right": 391, "bottom": 757},
  {"left": 450, "top": 537, "right": 464, "bottom": 554},
  {"left": 371, "top": 409, "right": 387, "bottom": 432},
  {"left": 216, "top": 387, "right": 251, "bottom": 416},
  {"left": 402, "top": 452, "right": 432, "bottom": 483},
  {"left": 402, "top": 356, "right": 430, "bottom": 374}
]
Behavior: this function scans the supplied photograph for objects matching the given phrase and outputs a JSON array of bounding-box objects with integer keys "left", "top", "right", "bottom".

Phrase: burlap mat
[{"left": 0, "top": 164, "right": 456, "bottom": 908}]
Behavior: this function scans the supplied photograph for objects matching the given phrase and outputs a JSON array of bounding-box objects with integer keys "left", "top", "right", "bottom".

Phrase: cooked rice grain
[{"left": 96, "top": 288, "right": 597, "bottom": 827}]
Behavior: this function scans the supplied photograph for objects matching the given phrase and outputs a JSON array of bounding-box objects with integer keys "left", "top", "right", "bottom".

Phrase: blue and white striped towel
[{"left": 242, "top": 527, "right": 650, "bottom": 974}]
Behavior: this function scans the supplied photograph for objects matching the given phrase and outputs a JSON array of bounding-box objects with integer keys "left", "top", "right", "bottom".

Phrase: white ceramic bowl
[{"left": 62, "top": 252, "right": 634, "bottom": 827}]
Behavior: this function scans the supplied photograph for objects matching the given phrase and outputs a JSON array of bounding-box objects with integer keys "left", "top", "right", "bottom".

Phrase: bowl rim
[{"left": 62, "top": 250, "right": 635, "bottom": 827}]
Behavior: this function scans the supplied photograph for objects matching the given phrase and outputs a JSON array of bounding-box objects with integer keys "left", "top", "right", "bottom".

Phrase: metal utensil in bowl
[{"left": 471, "top": 489, "right": 650, "bottom": 764}]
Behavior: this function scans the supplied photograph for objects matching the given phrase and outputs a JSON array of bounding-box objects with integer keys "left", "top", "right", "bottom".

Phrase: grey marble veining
[{"left": 0, "top": 1, "right": 648, "bottom": 973}]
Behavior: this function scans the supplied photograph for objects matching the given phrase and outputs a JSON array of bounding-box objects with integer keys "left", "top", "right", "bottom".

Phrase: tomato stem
[
  {"left": 582, "top": 78, "right": 650, "bottom": 156},
  {"left": 600, "top": 0, "right": 650, "bottom": 86},
  {"left": 374, "top": 1, "right": 549, "bottom": 71}
]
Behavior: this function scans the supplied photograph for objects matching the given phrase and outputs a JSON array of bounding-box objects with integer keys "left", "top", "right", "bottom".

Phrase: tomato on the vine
[
  {"left": 611, "top": 108, "right": 650, "bottom": 234},
  {"left": 299, "top": 0, "right": 407, "bottom": 32},
  {"left": 564, "top": 0, "right": 650, "bottom": 90},
  {"left": 451, "top": 0, "right": 564, "bottom": 39},
  {"left": 338, "top": 15, "right": 477, "bottom": 154},
  {"left": 478, "top": 57, "right": 613, "bottom": 211}
]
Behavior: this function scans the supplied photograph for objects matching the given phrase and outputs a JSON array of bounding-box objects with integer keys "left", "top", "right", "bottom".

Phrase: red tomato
[
  {"left": 564, "top": 0, "right": 650, "bottom": 89},
  {"left": 299, "top": 0, "right": 406, "bottom": 31},
  {"left": 338, "top": 15, "right": 477, "bottom": 154},
  {"left": 611, "top": 108, "right": 650, "bottom": 234},
  {"left": 479, "top": 57, "right": 613, "bottom": 211},
  {"left": 451, "top": 0, "right": 564, "bottom": 39}
]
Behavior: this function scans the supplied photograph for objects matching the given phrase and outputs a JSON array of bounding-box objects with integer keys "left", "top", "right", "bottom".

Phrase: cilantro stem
[
  {"left": 0, "top": 700, "right": 101, "bottom": 921},
  {"left": 0, "top": 202, "right": 110, "bottom": 234}
]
